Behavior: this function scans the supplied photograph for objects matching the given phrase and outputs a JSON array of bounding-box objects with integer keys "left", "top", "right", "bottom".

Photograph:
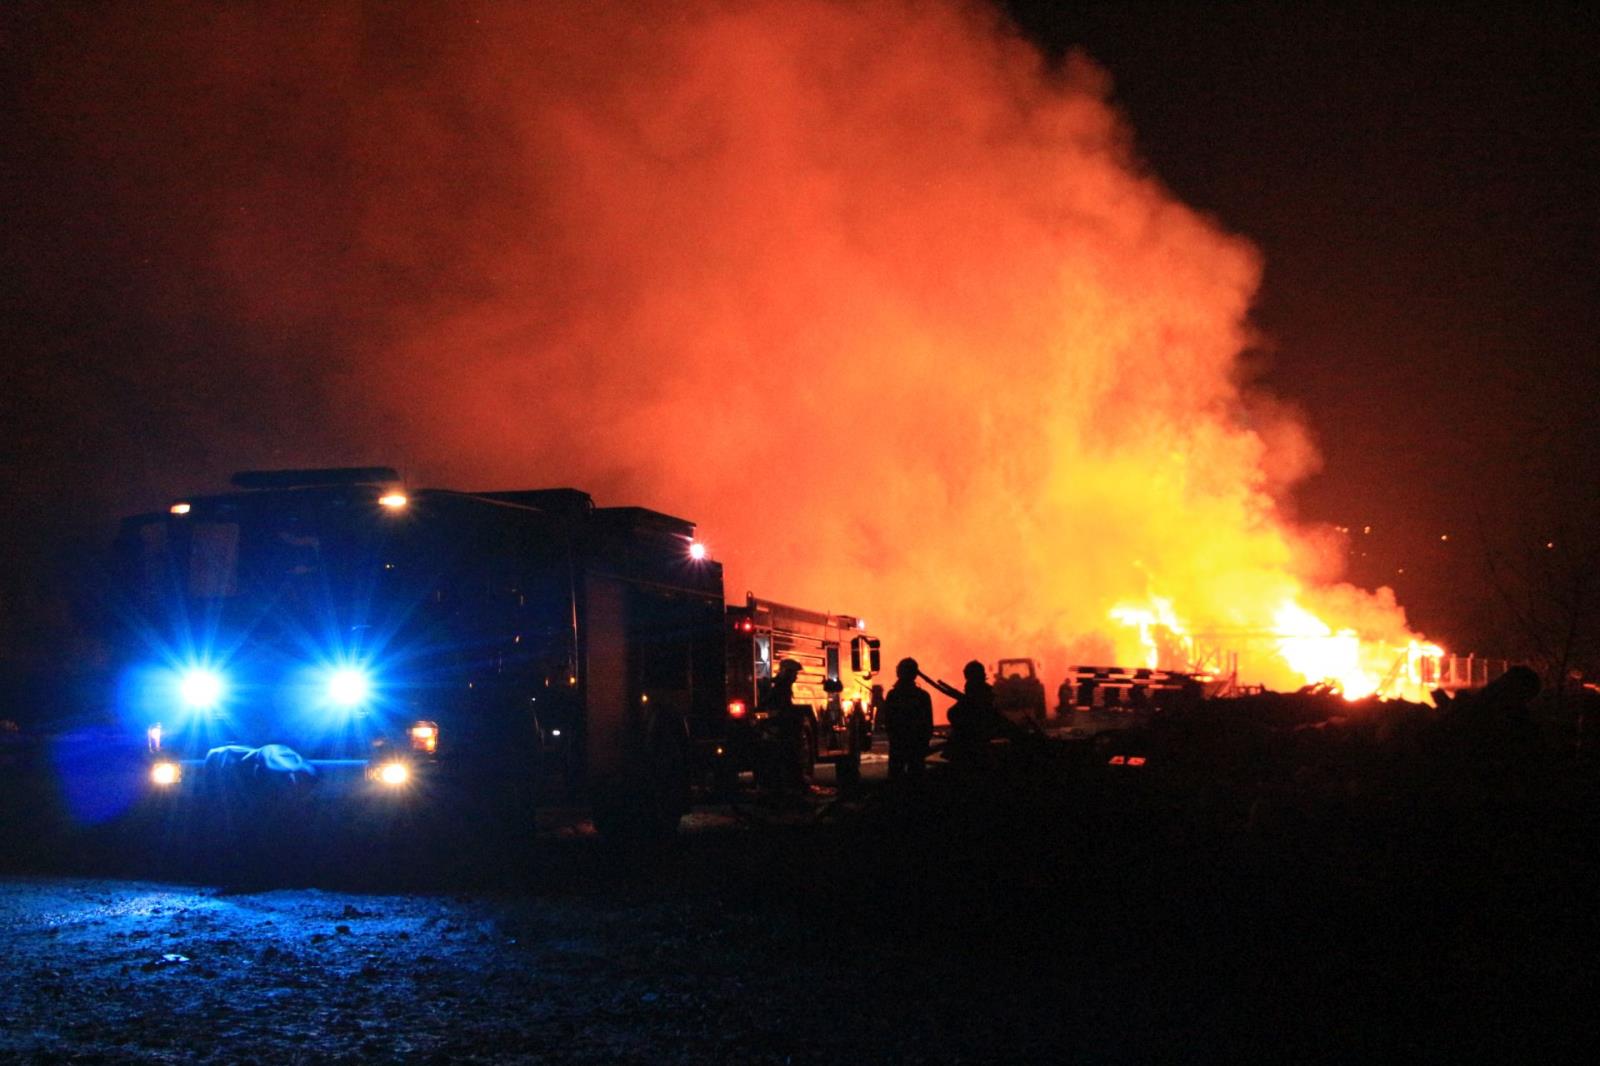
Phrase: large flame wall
[{"left": 43, "top": 1, "right": 1425, "bottom": 687}]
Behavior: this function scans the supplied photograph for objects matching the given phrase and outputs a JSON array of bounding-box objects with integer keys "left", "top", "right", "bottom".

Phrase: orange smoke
[{"left": 50, "top": 1, "right": 1434, "bottom": 693}]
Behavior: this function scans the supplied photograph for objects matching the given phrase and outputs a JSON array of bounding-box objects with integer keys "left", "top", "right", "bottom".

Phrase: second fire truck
[{"left": 715, "top": 595, "right": 882, "bottom": 787}]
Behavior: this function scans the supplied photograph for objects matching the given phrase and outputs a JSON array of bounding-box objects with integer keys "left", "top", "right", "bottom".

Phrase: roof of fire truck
[
  {"left": 736, "top": 593, "right": 867, "bottom": 635},
  {"left": 145, "top": 469, "right": 700, "bottom": 541}
]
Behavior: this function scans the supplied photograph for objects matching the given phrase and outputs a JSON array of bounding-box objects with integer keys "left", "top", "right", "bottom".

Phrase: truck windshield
[{"left": 119, "top": 498, "right": 411, "bottom": 609}]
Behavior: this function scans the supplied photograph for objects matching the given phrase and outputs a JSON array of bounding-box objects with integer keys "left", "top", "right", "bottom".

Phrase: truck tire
[
  {"left": 712, "top": 760, "right": 742, "bottom": 799},
  {"left": 648, "top": 721, "right": 692, "bottom": 826},
  {"left": 835, "top": 717, "right": 863, "bottom": 788},
  {"left": 836, "top": 749, "right": 862, "bottom": 788},
  {"left": 591, "top": 719, "right": 689, "bottom": 841}
]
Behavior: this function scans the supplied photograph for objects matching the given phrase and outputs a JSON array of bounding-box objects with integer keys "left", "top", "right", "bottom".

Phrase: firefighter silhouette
[
  {"left": 929, "top": 660, "right": 1013, "bottom": 765},
  {"left": 769, "top": 658, "right": 809, "bottom": 792},
  {"left": 883, "top": 657, "right": 933, "bottom": 779},
  {"left": 950, "top": 660, "right": 996, "bottom": 761}
]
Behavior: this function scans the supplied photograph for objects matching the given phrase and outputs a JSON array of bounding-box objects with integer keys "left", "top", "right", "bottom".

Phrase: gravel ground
[
  {"left": 3, "top": 749, "right": 1599, "bottom": 1063},
  {"left": 0, "top": 875, "right": 882, "bottom": 1063}
]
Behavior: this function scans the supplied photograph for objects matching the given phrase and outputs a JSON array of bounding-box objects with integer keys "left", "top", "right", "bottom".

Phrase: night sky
[{"left": 2, "top": 1, "right": 1596, "bottom": 661}]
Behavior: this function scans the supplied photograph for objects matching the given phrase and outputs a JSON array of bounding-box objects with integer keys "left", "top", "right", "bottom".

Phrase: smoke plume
[{"left": 19, "top": 0, "right": 1420, "bottom": 686}]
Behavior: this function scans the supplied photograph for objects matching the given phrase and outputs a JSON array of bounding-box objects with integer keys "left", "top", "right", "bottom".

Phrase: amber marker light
[
  {"left": 378, "top": 492, "right": 408, "bottom": 509},
  {"left": 169, "top": 502, "right": 191, "bottom": 515},
  {"left": 409, "top": 721, "right": 439, "bottom": 754}
]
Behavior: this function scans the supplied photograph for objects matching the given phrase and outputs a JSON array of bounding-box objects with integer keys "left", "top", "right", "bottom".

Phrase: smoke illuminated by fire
[{"left": 40, "top": 1, "right": 1437, "bottom": 695}]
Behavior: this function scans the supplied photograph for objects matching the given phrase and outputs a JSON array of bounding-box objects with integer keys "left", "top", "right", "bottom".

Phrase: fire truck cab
[
  {"left": 718, "top": 595, "right": 881, "bottom": 786},
  {"left": 110, "top": 468, "right": 725, "bottom": 838}
]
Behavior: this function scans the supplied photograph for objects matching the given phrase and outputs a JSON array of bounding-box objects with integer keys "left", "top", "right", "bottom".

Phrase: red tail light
[
  {"left": 738, "top": 619, "right": 754, "bottom": 633},
  {"left": 1107, "top": 755, "right": 1126, "bottom": 765},
  {"left": 728, "top": 700, "right": 747, "bottom": 719},
  {"left": 1128, "top": 756, "right": 1147, "bottom": 766}
]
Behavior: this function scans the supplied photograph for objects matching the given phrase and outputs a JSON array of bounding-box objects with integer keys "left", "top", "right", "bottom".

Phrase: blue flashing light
[
  {"left": 179, "top": 668, "right": 225, "bottom": 711},
  {"left": 327, "top": 667, "right": 372, "bottom": 708}
]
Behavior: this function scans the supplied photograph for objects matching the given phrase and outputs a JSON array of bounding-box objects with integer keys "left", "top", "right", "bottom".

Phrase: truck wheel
[
  {"left": 835, "top": 718, "right": 864, "bottom": 789},
  {"left": 712, "top": 761, "right": 742, "bottom": 799},
  {"left": 591, "top": 723, "right": 689, "bottom": 841},
  {"left": 649, "top": 724, "right": 691, "bottom": 826},
  {"left": 836, "top": 749, "right": 862, "bottom": 789}
]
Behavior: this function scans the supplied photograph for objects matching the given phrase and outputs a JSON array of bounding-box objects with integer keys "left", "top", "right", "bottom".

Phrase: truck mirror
[
  {"left": 851, "top": 630, "right": 889, "bottom": 672},
  {"left": 851, "top": 636, "right": 882, "bottom": 676}
]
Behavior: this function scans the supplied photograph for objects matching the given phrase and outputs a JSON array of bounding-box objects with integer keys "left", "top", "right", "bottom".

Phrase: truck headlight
[
  {"left": 373, "top": 761, "right": 410, "bottom": 787},
  {"left": 150, "top": 761, "right": 182, "bottom": 787}
]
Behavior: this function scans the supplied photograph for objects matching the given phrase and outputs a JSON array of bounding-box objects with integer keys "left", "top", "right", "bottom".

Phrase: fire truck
[
  {"left": 717, "top": 595, "right": 882, "bottom": 787},
  {"left": 111, "top": 468, "right": 726, "bottom": 837}
]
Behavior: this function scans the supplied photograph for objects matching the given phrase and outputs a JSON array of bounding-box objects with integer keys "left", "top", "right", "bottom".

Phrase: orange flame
[
  {"left": 1108, "top": 591, "right": 1444, "bottom": 700},
  {"left": 1271, "top": 601, "right": 1375, "bottom": 697}
]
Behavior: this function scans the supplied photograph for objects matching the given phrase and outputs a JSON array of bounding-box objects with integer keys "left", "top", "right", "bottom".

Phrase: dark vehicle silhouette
[
  {"left": 993, "top": 658, "right": 1048, "bottom": 729},
  {"left": 720, "top": 596, "right": 881, "bottom": 788},
  {"left": 110, "top": 468, "right": 724, "bottom": 837}
]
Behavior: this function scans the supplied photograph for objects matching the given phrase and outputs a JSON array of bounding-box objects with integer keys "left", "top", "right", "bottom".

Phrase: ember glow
[{"left": 51, "top": 1, "right": 1439, "bottom": 696}]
